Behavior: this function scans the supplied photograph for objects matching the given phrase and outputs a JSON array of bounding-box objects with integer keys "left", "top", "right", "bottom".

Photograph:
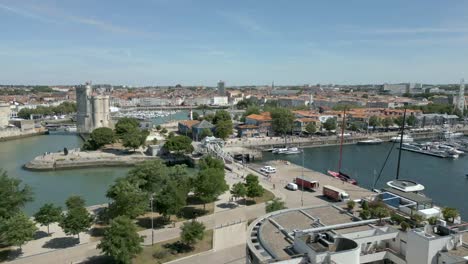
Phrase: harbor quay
[{"left": 24, "top": 148, "right": 156, "bottom": 170}]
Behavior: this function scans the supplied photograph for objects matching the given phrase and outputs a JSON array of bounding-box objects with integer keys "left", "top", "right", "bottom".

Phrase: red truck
[
  {"left": 323, "top": 185, "right": 350, "bottom": 202},
  {"left": 295, "top": 176, "right": 319, "bottom": 191}
]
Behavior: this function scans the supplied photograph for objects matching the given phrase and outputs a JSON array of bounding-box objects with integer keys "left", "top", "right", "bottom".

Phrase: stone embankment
[{"left": 24, "top": 149, "right": 156, "bottom": 171}]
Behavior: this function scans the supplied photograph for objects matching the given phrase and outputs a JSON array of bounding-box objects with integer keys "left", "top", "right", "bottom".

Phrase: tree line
[
  {"left": 17, "top": 102, "right": 77, "bottom": 119},
  {"left": 82, "top": 117, "right": 149, "bottom": 151}
]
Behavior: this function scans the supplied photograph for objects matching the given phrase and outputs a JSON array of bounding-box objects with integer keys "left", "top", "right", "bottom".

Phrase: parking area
[{"left": 249, "top": 160, "right": 374, "bottom": 208}]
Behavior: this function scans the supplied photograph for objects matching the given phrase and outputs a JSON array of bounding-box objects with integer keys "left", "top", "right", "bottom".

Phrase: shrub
[
  {"left": 360, "top": 210, "right": 371, "bottom": 220},
  {"left": 428, "top": 216, "right": 438, "bottom": 225},
  {"left": 401, "top": 221, "right": 410, "bottom": 231},
  {"left": 390, "top": 212, "right": 405, "bottom": 224}
]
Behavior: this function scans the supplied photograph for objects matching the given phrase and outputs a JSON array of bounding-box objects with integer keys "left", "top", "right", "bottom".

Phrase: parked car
[{"left": 260, "top": 166, "right": 277, "bottom": 174}]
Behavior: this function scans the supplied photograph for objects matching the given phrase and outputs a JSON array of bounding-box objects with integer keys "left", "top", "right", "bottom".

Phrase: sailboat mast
[
  {"left": 396, "top": 108, "right": 407, "bottom": 180},
  {"left": 338, "top": 108, "right": 346, "bottom": 172}
]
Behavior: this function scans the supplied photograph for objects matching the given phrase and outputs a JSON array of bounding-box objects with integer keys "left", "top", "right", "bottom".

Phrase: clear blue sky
[{"left": 1, "top": 0, "right": 467, "bottom": 86}]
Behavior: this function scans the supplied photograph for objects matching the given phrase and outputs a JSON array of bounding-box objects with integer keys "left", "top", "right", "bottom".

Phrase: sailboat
[
  {"left": 327, "top": 109, "right": 358, "bottom": 185},
  {"left": 374, "top": 108, "right": 427, "bottom": 194}
]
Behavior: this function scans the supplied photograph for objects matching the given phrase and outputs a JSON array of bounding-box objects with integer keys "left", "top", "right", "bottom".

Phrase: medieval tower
[{"left": 76, "top": 82, "right": 112, "bottom": 133}]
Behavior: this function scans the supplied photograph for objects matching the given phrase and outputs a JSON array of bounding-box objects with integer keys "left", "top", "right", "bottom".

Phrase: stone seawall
[
  {"left": 0, "top": 128, "right": 46, "bottom": 141},
  {"left": 24, "top": 149, "right": 157, "bottom": 171}
]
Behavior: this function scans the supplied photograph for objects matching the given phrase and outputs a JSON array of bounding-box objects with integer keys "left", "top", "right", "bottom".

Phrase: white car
[{"left": 260, "top": 166, "right": 276, "bottom": 174}]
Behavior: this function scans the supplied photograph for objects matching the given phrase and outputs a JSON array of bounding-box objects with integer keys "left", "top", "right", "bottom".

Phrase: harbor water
[
  {"left": 262, "top": 142, "right": 468, "bottom": 219},
  {"left": 0, "top": 111, "right": 195, "bottom": 215}
]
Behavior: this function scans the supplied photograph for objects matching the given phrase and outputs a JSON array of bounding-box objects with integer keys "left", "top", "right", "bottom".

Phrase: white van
[{"left": 286, "top": 182, "right": 298, "bottom": 191}]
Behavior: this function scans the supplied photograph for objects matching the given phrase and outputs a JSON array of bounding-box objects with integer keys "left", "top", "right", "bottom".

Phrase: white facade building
[{"left": 211, "top": 96, "right": 228, "bottom": 106}]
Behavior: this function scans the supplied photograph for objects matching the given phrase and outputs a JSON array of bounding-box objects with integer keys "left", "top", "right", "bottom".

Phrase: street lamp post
[
  {"left": 150, "top": 194, "right": 155, "bottom": 245},
  {"left": 301, "top": 148, "right": 304, "bottom": 207}
]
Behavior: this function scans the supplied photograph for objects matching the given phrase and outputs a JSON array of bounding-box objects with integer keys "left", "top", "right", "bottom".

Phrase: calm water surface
[
  {"left": 262, "top": 142, "right": 468, "bottom": 219},
  {"left": 0, "top": 135, "right": 129, "bottom": 214}
]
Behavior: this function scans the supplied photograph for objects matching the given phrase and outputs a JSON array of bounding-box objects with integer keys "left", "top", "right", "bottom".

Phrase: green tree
[
  {"left": 180, "top": 221, "right": 205, "bottom": 247},
  {"left": 115, "top": 117, "right": 139, "bottom": 138},
  {"left": 394, "top": 116, "right": 405, "bottom": 127},
  {"left": 230, "top": 182, "right": 247, "bottom": 201},
  {"left": 368, "top": 116, "right": 380, "bottom": 129},
  {"left": 127, "top": 160, "right": 170, "bottom": 194},
  {"left": 60, "top": 197, "right": 93, "bottom": 241},
  {"left": 349, "top": 122, "right": 359, "bottom": 131},
  {"left": 360, "top": 209, "right": 371, "bottom": 220},
  {"left": 199, "top": 155, "right": 224, "bottom": 171},
  {"left": 213, "top": 110, "right": 232, "bottom": 125},
  {"left": 372, "top": 207, "right": 389, "bottom": 224},
  {"left": 400, "top": 221, "right": 410, "bottom": 231},
  {"left": 305, "top": 123, "right": 317, "bottom": 134},
  {"left": 164, "top": 135, "right": 194, "bottom": 154},
  {"left": 192, "top": 111, "right": 200, "bottom": 121},
  {"left": 34, "top": 203, "right": 62, "bottom": 235},
  {"left": 0, "top": 170, "right": 33, "bottom": 219},
  {"left": 203, "top": 113, "right": 215, "bottom": 123},
  {"left": 121, "top": 127, "right": 142, "bottom": 151},
  {"left": 382, "top": 117, "right": 394, "bottom": 129},
  {"left": 155, "top": 180, "right": 187, "bottom": 220},
  {"left": 346, "top": 200, "right": 356, "bottom": 212},
  {"left": 193, "top": 168, "right": 228, "bottom": 209},
  {"left": 91, "top": 127, "right": 115, "bottom": 146},
  {"left": 271, "top": 108, "right": 295, "bottom": 136},
  {"left": 427, "top": 216, "right": 438, "bottom": 225},
  {"left": 236, "top": 98, "right": 257, "bottom": 110},
  {"left": 215, "top": 120, "right": 233, "bottom": 139},
  {"left": 245, "top": 174, "right": 264, "bottom": 200},
  {"left": 1, "top": 212, "right": 37, "bottom": 250},
  {"left": 97, "top": 216, "right": 143, "bottom": 264},
  {"left": 323, "top": 118, "right": 337, "bottom": 131},
  {"left": 266, "top": 198, "right": 286, "bottom": 213},
  {"left": 361, "top": 200, "right": 369, "bottom": 211},
  {"left": 411, "top": 214, "right": 424, "bottom": 227},
  {"left": 442, "top": 207, "right": 459, "bottom": 223},
  {"left": 161, "top": 128, "right": 168, "bottom": 134},
  {"left": 406, "top": 115, "right": 417, "bottom": 126},
  {"left": 65, "top": 195, "right": 86, "bottom": 210},
  {"left": 106, "top": 179, "right": 148, "bottom": 220},
  {"left": 199, "top": 128, "right": 213, "bottom": 140}
]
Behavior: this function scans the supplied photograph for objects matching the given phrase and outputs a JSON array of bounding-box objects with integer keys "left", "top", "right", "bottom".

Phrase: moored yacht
[
  {"left": 357, "top": 138, "right": 383, "bottom": 145},
  {"left": 390, "top": 134, "right": 414, "bottom": 143}
]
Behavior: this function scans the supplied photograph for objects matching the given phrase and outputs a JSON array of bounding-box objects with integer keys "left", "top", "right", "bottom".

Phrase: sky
[{"left": 0, "top": 0, "right": 468, "bottom": 86}]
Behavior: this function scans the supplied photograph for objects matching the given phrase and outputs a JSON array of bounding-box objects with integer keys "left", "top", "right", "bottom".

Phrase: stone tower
[{"left": 76, "top": 82, "right": 111, "bottom": 133}]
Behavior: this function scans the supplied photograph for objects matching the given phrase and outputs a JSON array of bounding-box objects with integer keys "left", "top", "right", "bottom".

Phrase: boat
[
  {"left": 400, "top": 143, "right": 459, "bottom": 159},
  {"left": 272, "top": 148, "right": 288, "bottom": 154},
  {"left": 327, "top": 109, "right": 358, "bottom": 185},
  {"left": 282, "top": 147, "right": 302, "bottom": 155},
  {"left": 390, "top": 134, "right": 414, "bottom": 143},
  {"left": 357, "top": 138, "right": 383, "bottom": 145},
  {"left": 442, "top": 130, "right": 464, "bottom": 140}
]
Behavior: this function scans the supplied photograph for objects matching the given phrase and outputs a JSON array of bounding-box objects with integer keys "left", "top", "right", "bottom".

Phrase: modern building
[
  {"left": 0, "top": 102, "right": 10, "bottom": 127},
  {"left": 383, "top": 83, "right": 409, "bottom": 95},
  {"left": 218, "top": 80, "right": 226, "bottom": 96},
  {"left": 76, "top": 83, "right": 112, "bottom": 133},
  {"left": 247, "top": 202, "right": 468, "bottom": 264}
]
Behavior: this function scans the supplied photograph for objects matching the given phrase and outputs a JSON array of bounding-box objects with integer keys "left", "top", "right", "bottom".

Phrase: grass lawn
[
  {"left": 135, "top": 197, "right": 214, "bottom": 231},
  {"left": 245, "top": 189, "right": 275, "bottom": 206},
  {"left": 133, "top": 229, "right": 213, "bottom": 264}
]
